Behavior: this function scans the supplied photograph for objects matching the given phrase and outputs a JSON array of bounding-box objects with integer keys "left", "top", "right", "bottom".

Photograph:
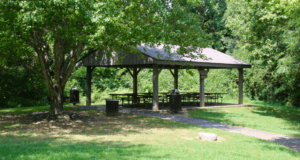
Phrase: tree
[
  {"left": 0, "top": 0, "right": 209, "bottom": 117},
  {"left": 224, "top": 0, "right": 300, "bottom": 106},
  {"left": 189, "top": 0, "right": 232, "bottom": 52},
  {"left": 0, "top": 64, "right": 49, "bottom": 108}
]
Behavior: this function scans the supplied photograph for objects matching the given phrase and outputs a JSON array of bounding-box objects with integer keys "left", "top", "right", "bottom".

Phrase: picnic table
[
  {"left": 109, "top": 93, "right": 134, "bottom": 106},
  {"left": 109, "top": 92, "right": 226, "bottom": 107},
  {"left": 179, "top": 92, "right": 226, "bottom": 104},
  {"left": 204, "top": 93, "right": 226, "bottom": 103},
  {"left": 109, "top": 93, "right": 162, "bottom": 107}
]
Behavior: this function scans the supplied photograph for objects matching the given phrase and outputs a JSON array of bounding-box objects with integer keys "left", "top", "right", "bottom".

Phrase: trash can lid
[
  {"left": 170, "top": 89, "right": 180, "bottom": 95},
  {"left": 70, "top": 86, "right": 79, "bottom": 91},
  {"left": 106, "top": 99, "right": 119, "bottom": 101}
]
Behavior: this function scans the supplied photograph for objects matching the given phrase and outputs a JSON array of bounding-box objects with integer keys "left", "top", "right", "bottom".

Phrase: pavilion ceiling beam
[
  {"left": 126, "top": 67, "right": 133, "bottom": 77},
  {"left": 158, "top": 69, "right": 162, "bottom": 74},
  {"left": 137, "top": 68, "right": 142, "bottom": 74},
  {"left": 169, "top": 69, "right": 174, "bottom": 76},
  {"left": 168, "top": 68, "right": 178, "bottom": 89}
]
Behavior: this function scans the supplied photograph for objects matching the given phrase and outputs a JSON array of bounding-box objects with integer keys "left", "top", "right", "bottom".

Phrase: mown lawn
[
  {"left": 189, "top": 105, "right": 300, "bottom": 138},
  {"left": 0, "top": 106, "right": 299, "bottom": 159}
]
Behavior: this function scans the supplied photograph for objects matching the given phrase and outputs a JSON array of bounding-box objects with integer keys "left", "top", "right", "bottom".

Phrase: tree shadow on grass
[
  {"left": 250, "top": 106, "right": 300, "bottom": 137},
  {"left": 0, "top": 110, "right": 208, "bottom": 138},
  {"left": 257, "top": 138, "right": 300, "bottom": 155},
  {"left": 0, "top": 135, "right": 169, "bottom": 160},
  {"left": 241, "top": 139, "right": 300, "bottom": 156}
]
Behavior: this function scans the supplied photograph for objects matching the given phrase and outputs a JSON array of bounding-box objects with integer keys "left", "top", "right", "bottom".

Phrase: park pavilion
[{"left": 76, "top": 43, "right": 251, "bottom": 111}]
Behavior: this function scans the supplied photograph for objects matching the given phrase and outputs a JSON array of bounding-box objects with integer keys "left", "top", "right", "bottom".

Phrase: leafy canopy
[{"left": 0, "top": 0, "right": 210, "bottom": 112}]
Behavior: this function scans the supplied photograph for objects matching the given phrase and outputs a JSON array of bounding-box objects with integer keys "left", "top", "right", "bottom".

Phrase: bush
[{"left": 0, "top": 66, "right": 49, "bottom": 108}]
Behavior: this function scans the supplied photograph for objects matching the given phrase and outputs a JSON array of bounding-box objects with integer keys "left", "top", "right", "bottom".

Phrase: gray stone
[
  {"left": 75, "top": 120, "right": 83, "bottom": 123},
  {"left": 198, "top": 132, "right": 217, "bottom": 141}
]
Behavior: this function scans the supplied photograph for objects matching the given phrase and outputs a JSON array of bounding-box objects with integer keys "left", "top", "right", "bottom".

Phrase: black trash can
[
  {"left": 106, "top": 99, "right": 119, "bottom": 116},
  {"left": 70, "top": 86, "right": 79, "bottom": 105},
  {"left": 169, "top": 89, "right": 182, "bottom": 112}
]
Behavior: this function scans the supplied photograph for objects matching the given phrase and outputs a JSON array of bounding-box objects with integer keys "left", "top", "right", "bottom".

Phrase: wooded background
[{"left": 1, "top": 0, "right": 299, "bottom": 108}]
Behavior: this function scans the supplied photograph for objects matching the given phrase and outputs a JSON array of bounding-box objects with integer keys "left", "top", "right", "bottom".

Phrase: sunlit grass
[
  {"left": 0, "top": 107, "right": 299, "bottom": 159},
  {"left": 0, "top": 104, "right": 300, "bottom": 160},
  {"left": 0, "top": 116, "right": 299, "bottom": 159},
  {"left": 189, "top": 106, "right": 300, "bottom": 138}
]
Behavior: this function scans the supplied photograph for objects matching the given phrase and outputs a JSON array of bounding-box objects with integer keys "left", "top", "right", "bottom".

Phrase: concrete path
[{"left": 76, "top": 105, "right": 300, "bottom": 152}]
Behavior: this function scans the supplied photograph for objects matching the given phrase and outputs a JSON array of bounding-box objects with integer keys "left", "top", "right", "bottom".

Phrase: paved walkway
[{"left": 76, "top": 105, "right": 300, "bottom": 152}]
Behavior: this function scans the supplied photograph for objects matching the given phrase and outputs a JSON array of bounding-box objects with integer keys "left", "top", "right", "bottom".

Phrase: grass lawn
[
  {"left": 188, "top": 102, "right": 300, "bottom": 138},
  {"left": 0, "top": 106, "right": 299, "bottom": 159}
]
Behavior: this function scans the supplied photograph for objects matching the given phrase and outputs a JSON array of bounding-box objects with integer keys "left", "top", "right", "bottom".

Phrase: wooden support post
[
  {"left": 152, "top": 65, "right": 160, "bottom": 111},
  {"left": 133, "top": 67, "right": 138, "bottom": 104},
  {"left": 174, "top": 68, "right": 178, "bottom": 89},
  {"left": 200, "top": 77, "right": 205, "bottom": 107},
  {"left": 86, "top": 66, "right": 92, "bottom": 106},
  {"left": 238, "top": 68, "right": 243, "bottom": 104},
  {"left": 169, "top": 68, "right": 178, "bottom": 90},
  {"left": 198, "top": 69, "right": 209, "bottom": 107}
]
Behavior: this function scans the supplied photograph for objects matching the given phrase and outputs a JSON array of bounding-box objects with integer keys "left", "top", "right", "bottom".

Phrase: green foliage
[
  {"left": 0, "top": 0, "right": 212, "bottom": 112},
  {"left": 224, "top": 0, "right": 300, "bottom": 106},
  {"left": 0, "top": 66, "right": 49, "bottom": 108},
  {"left": 2, "top": 0, "right": 300, "bottom": 109},
  {"left": 189, "top": 0, "right": 232, "bottom": 52}
]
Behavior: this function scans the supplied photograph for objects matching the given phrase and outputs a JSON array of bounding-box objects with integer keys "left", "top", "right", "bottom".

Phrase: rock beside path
[{"left": 198, "top": 132, "right": 217, "bottom": 141}]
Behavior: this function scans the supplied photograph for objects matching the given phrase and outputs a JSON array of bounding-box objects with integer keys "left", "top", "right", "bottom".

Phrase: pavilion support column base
[
  {"left": 133, "top": 67, "right": 138, "bottom": 104},
  {"left": 238, "top": 68, "right": 244, "bottom": 104},
  {"left": 86, "top": 66, "right": 95, "bottom": 106},
  {"left": 198, "top": 69, "right": 209, "bottom": 107},
  {"left": 169, "top": 67, "right": 179, "bottom": 90},
  {"left": 174, "top": 68, "right": 178, "bottom": 89},
  {"left": 152, "top": 65, "right": 162, "bottom": 111},
  {"left": 126, "top": 67, "right": 142, "bottom": 104}
]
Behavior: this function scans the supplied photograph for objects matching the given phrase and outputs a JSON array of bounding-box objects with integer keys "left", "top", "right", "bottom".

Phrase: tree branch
[
  {"left": 61, "top": 41, "right": 84, "bottom": 86},
  {"left": 31, "top": 28, "right": 54, "bottom": 95},
  {"left": 60, "top": 42, "right": 77, "bottom": 78},
  {"left": 14, "top": 34, "right": 35, "bottom": 47}
]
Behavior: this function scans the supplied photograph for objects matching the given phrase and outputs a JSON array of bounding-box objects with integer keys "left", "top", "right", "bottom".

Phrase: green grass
[
  {"left": 0, "top": 106, "right": 299, "bottom": 159},
  {"left": 0, "top": 133, "right": 299, "bottom": 160},
  {"left": 189, "top": 103, "right": 300, "bottom": 138}
]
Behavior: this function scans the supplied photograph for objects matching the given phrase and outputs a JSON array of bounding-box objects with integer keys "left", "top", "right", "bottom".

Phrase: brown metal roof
[{"left": 76, "top": 43, "right": 251, "bottom": 69}]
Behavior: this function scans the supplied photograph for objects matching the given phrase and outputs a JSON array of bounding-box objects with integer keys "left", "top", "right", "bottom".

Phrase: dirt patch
[
  {"left": 0, "top": 110, "right": 179, "bottom": 137},
  {"left": 0, "top": 111, "right": 137, "bottom": 136}
]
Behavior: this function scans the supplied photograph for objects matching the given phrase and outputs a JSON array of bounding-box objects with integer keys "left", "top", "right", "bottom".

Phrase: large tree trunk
[
  {"left": 50, "top": 91, "right": 64, "bottom": 115},
  {"left": 31, "top": 29, "right": 84, "bottom": 119},
  {"left": 47, "top": 85, "right": 66, "bottom": 119}
]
